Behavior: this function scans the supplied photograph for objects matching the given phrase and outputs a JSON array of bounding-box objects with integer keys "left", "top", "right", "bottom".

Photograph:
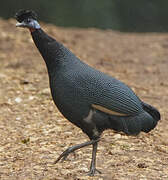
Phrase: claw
[
  {"left": 87, "top": 168, "right": 102, "bottom": 176},
  {"left": 54, "top": 149, "right": 71, "bottom": 164}
]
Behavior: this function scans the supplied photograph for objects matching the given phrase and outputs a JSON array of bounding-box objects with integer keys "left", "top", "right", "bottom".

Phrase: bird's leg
[
  {"left": 54, "top": 139, "right": 99, "bottom": 164},
  {"left": 87, "top": 141, "right": 102, "bottom": 176}
]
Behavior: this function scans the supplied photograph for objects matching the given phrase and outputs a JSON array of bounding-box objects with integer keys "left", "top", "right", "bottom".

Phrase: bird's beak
[{"left": 16, "top": 22, "right": 27, "bottom": 27}]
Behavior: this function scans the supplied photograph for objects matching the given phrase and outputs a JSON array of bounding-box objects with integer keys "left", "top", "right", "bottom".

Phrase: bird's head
[{"left": 15, "top": 9, "right": 40, "bottom": 32}]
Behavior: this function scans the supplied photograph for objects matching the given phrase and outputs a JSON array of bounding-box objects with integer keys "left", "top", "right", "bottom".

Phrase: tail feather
[
  {"left": 106, "top": 102, "right": 160, "bottom": 135},
  {"left": 141, "top": 102, "right": 160, "bottom": 133},
  {"left": 141, "top": 102, "right": 160, "bottom": 122}
]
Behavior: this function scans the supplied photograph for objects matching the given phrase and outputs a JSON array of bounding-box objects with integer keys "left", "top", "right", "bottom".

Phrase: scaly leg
[
  {"left": 54, "top": 139, "right": 99, "bottom": 164},
  {"left": 87, "top": 141, "right": 102, "bottom": 176}
]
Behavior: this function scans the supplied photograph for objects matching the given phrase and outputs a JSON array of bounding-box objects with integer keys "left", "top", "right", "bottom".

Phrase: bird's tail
[
  {"left": 141, "top": 102, "right": 160, "bottom": 133},
  {"left": 106, "top": 102, "right": 160, "bottom": 135}
]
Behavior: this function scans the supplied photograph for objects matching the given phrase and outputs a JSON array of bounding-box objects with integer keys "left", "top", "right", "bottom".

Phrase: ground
[{"left": 0, "top": 18, "right": 168, "bottom": 180}]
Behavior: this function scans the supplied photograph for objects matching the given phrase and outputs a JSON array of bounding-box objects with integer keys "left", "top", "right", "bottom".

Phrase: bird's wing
[
  {"left": 77, "top": 69, "right": 143, "bottom": 116},
  {"left": 91, "top": 80, "right": 143, "bottom": 116}
]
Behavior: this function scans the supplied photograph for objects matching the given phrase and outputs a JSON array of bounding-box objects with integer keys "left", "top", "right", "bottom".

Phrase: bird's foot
[
  {"left": 87, "top": 168, "right": 102, "bottom": 176},
  {"left": 54, "top": 146, "right": 75, "bottom": 164}
]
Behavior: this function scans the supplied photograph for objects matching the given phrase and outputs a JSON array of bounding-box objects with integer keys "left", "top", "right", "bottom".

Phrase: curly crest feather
[{"left": 15, "top": 9, "right": 38, "bottom": 22}]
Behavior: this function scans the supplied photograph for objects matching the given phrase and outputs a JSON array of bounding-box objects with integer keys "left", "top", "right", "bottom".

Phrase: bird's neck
[{"left": 30, "top": 28, "right": 68, "bottom": 74}]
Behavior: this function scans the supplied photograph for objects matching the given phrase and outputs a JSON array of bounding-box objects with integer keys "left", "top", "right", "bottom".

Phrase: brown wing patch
[{"left": 92, "top": 104, "right": 128, "bottom": 116}]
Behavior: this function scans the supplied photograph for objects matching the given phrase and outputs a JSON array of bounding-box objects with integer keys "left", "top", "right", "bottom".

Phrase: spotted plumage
[{"left": 15, "top": 9, "right": 160, "bottom": 176}]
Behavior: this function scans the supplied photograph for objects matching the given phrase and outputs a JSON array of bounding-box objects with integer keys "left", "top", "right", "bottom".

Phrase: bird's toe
[
  {"left": 87, "top": 168, "right": 102, "bottom": 176},
  {"left": 54, "top": 147, "right": 75, "bottom": 164}
]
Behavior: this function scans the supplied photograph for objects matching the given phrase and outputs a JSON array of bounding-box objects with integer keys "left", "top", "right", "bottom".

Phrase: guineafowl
[{"left": 15, "top": 10, "right": 160, "bottom": 176}]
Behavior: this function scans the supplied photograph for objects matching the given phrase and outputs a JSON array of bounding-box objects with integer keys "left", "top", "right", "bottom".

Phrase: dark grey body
[{"left": 31, "top": 29, "right": 160, "bottom": 139}]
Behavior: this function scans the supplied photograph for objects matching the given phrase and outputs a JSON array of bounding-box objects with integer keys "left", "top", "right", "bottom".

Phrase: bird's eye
[{"left": 26, "top": 18, "right": 31, "bottom": 23}]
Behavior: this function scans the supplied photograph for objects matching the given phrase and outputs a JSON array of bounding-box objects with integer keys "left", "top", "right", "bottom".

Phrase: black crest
[{"left": 15, "top": 9, "right": 38, "bottom": 22}]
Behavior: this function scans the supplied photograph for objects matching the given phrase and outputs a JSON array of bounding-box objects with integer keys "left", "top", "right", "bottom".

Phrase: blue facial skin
[{"left": 16, "top": 18, "right": 41, "bottom": 29}]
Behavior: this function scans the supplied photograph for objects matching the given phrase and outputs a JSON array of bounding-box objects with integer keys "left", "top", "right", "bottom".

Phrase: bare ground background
[{"left": 0, "top": 18, "right": 168, "bottom": 180}]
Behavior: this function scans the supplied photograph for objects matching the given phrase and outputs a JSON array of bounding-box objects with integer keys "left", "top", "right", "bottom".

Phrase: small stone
[
  {"left": 41, "top": 88, "right": 50, "bottom": 95},
  {"left": 16, "top": 117, "right": 21, "bottom": 120},
  {"left": 113, "top": 134, "right": 121, "bottom": 139},
  {"left": 7, "top": 99, "right": 12, "bottom": 105},
  {"left": 28, "top": 96, "right": 35, "bottom": 100},
  {"left": 15, "top": 97, "right": 22, "bottom": 103}
]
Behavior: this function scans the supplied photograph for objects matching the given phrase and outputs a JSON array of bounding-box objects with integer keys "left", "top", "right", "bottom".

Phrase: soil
[{"left": 0, "top": 18, "right": 168, "bottom": 180}]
